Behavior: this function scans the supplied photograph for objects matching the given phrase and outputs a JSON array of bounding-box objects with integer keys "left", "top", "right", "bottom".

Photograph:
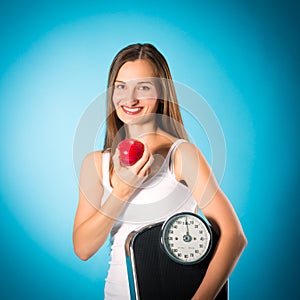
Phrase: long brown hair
[{"left": 104, "top": 43, "right": 188, "bottom": 153}]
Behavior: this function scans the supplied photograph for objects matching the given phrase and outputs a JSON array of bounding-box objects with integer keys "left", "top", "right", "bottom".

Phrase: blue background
[{"left": 0, "top": 1, "right": 299, "bottom": 299}]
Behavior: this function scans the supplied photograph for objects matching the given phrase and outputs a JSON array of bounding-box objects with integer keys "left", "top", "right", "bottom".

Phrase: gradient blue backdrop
[{"left": 0, "top": 1, "right": 299, "bottom": 299}]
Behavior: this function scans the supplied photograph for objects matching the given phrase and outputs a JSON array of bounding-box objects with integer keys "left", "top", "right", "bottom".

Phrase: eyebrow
[
  {"left": 114, "top": 80, "right": 154, "bottom": 85},
  {"left": 138, "top": 81, "right": 154, "bottom": 85}
]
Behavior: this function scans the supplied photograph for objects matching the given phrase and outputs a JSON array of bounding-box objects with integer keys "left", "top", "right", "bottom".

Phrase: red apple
[{"left": 118, "top": 139, "right": 145, "bottom": 166}]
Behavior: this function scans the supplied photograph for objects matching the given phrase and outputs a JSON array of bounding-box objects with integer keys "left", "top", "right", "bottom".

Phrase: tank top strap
[
  {"left": 165, "top": 139, "right": 188, "bottom": 174},
  {"left": 101, "top": 151, "right": 111, "bottom": 189}
]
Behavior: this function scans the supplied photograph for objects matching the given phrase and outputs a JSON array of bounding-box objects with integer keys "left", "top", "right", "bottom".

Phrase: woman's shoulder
[
  {"left": 80, "top": 150, "right": 108, "bottom": 177},
  {"left": 173, "top": 141, "right": 205, "bottom": 179},
  {"left": 82, "top": 150, "right": 104, "bottom": 162},
  {"left": 175, "top": 140, "right": 200, "bottom": 154}
]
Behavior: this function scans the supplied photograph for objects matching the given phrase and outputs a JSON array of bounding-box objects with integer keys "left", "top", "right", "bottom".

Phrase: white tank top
[{"left": 102, "top": 139, "right": 198, "bottom": 299}]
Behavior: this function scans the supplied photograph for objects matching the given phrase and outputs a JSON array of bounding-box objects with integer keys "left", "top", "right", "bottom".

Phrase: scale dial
[{"left": 161, "top": 212, "right": 212, "bottom": 265}]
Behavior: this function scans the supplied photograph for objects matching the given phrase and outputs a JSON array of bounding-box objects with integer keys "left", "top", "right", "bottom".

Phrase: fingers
[
  {"left": 130, "top": 142, "right": 153, "bottom": 176},
  {"left": 138, "top": 144, "right": 154, "bottom": 176}
]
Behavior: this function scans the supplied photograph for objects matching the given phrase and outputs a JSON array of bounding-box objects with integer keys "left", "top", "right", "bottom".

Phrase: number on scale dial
[{"left": 161, "top": 212, "right": 212, "bottom": 265}]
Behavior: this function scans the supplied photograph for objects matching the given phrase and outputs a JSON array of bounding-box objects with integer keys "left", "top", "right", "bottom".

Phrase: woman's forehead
[{"left": 116, "top": 59, "right": 156, "bottom": 82}]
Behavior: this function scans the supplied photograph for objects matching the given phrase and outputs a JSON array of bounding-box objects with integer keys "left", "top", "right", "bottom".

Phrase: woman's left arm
[{"left": 174, "top": 142, "right": 247, "bottom": 300}]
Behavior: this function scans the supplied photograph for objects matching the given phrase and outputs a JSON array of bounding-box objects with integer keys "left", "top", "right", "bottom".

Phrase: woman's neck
[
  {"left": 124, "top": 124, "right": 175, "bottom": 154},
  {"left": 124, "top": 123, "right": 158, "bottom": 140}
]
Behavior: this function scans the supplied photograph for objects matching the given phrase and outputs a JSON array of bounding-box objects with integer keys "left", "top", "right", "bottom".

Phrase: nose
[
  {"left": 123, "top": 87, "right": 139, "bottom": 106},
  {"left": 125, "top": 99, "right": 139, "bottom": 106}
]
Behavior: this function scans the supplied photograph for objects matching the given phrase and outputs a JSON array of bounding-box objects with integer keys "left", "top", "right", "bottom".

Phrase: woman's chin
[{"left": 125, "top": 114, "right": 157, "bottom": 125}]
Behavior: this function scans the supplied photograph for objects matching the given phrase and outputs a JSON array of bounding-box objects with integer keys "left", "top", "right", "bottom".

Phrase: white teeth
[{"left": 122, "top": 106, "right": 142, "bottom": 113}]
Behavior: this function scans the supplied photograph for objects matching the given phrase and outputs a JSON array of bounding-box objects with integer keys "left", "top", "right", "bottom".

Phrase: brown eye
[
  {"left": 137, "top": 85, "right": 151, "bottom": 91},
  {"left": 115, "top": 84, "right": 126, "bottom": 89}
]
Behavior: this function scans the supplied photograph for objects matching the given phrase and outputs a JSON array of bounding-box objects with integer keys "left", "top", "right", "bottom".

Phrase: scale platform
[{"left": 126, "top": 221, "right": 228, "bottom": 300}]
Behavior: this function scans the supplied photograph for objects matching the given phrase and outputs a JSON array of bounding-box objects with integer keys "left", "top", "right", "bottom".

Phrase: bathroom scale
[{"left": 125, "top": 212, "right": 228, "bottom": 299}]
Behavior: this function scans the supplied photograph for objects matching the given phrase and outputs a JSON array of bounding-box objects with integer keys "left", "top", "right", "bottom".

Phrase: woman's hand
[{"left": 112, "top": 143, "right": 154, "bottom": 199}]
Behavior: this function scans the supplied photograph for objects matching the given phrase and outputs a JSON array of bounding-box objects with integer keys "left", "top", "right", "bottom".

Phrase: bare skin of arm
[
  {"left": 73, "top": 146, "right": 153, "bottom": 261},
  {"left": 174, "top": 142, "right": 247, "bottom": 300}
]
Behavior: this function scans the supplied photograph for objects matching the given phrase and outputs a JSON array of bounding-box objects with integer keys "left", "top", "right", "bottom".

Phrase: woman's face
[{"left": 112, "top": 59, "right": 159, "bottom": 124}]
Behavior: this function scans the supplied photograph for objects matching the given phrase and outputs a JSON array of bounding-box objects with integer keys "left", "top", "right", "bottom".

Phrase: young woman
[{"left": 73, "top": 43, "right": 247, "bottom": 299}]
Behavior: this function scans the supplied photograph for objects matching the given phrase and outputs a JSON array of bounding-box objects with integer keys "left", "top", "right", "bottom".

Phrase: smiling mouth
[{"left": 121, "top": 106, "right": 143, "bottom": 115}]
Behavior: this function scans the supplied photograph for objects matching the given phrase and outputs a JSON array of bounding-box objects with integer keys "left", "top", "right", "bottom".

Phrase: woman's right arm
[
  {"left": 72, "top": 151, "right": 124, "bottom": 260},
  {"left": 73, "top": 148, "right": 152, "bottom": 261}
]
